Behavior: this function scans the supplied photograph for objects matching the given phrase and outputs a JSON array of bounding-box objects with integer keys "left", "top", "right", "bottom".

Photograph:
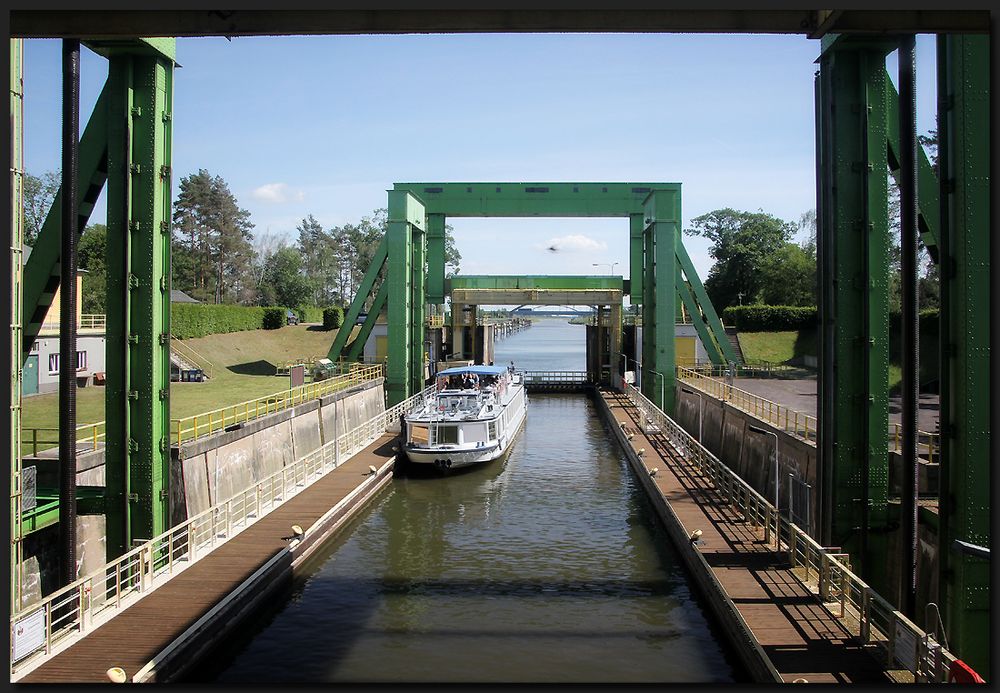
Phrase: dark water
[{"left": 192, "top": 319, "right": 744, "bottom": 683}]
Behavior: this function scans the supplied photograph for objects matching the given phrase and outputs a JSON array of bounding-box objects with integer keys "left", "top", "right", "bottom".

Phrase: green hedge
[
  {"left": 323, "top": 306, "right": 344, "bottom": 330},
  {"left": 295, "top": 305, "right": 326, "bottom": 323},
  {"left": 171, "top": 303, "right": 268, "bottom": 339},
  {"left": 262, "top": 307, "right": 286, "bottom": 330},
  {"left": 723, "top": 304, "right": 818, "bottom": 331}
]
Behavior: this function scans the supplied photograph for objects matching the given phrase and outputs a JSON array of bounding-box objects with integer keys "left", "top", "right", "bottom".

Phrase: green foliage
[
  {"left": 757, "top": 241, "right": 816, "bottom": 307},
  {"left": 171, "top": 169, "right": 256, "bottom": 304},
  {"left": 722, "top": 304, "right": 817, "bottom": 331},
  {"left": 262, "top": 247, "right": 313, "bottom": 308},
  {"left": 322, "top": 306, "right": 344, "bottom": 330},
  {"left": 171, "top": 303, "right": 268, "bottom": 339},
  {"left": 262, "top": 307, "right": 286, "bottom": 330},
  {"left": 297, "top": 305, "right": 325, "bottom": 323},
  {"left": 22, "top": 170, "right": 59, "bottom": 246},
  {"left": 79, "top": 224, "right": 107, "bottom": 313},
  {"left": 684, "top": 208, "right": 797, "bottom": 311}
]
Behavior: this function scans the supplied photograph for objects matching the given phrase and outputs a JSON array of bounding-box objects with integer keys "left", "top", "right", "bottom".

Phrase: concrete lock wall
[
  {"left": 675, "top": 386, "right": 820, "bottom": 538},
  {"left": 18, "top": 379, "right": 385, "bottom": 611},
  {"left": 174, "top": 379, "right": 385, "bottom": 522}
]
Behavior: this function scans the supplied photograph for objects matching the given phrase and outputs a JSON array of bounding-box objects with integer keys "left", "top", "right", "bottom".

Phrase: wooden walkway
[
  {"left": 601, "top": 391, "right": 891, "bottom": 683},
  {"left": 18, "top": 434, "right": 398, "bottom": 683}
]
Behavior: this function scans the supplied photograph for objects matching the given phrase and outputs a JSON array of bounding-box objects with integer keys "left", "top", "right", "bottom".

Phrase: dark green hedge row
[
  {"left": 262, "top": 307, "right": 286, "bottom": 330},
  {"left": 171, "top": 303, "right": 293, "bottom": 338},
  {"left": 723, "top": 305, "right": 818, "bottom": 331},
  {"left": 295, "top": 305, "right": 326, "bottom": 323},
  {"left": 171, "top": 304, "right": 267, "bottom": 339},
  {"left": 323, "top": 306, "right": 345, "bottom": 330}
]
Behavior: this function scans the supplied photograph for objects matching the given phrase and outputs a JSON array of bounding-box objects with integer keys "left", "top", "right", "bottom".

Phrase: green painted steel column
[
  {"left": 816, "top": 37, "right": 893, "bottom": 595},
  {"left": 426, "top": 213, "right": 445, "bottom": 304},
  {"left": 676, "top": 278, "right": 724, "bottom": 365},
  {"left": 386, "top": 191, "right": 424, "bottom": 406},
  {"left": 410, "top": 218, "right": 426, "bottom": 393},
  {"left": 629, "top": 213, "right": 644, "bottom": 301},
  {"left": 641, "top": 189, "right": 678, "bottom": 413},
  {"left": 937, "top": 34, "right": 989, "bottom": 678},
  {"left": 10, "top": 38, "right": 25, "bottom": 612},
  {"left": 327, "top": 236, "right": 386, "bottom": 363},
  {"left": 105, "top": 47, "right": 175, "bottom": 556}
]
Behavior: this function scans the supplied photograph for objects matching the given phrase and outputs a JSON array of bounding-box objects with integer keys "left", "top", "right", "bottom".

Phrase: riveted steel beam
[
  {"left": 816, "top": 37, "right": 894, "bottom": 595},
  {"left": 327, "top": 235, "right": 387, "bottom": 363},
  {"left": 104, "top": 44, "right": 175, "bottom": 557},
  {"left": 641, "top": 189, "right": 679, "bottom": 413},
  {"left": 393, "top": 182, "right": 675, "bottom": 217},
  {"left": 936, "top": 33, "right": 990, "bottom": 679},
  {"left": 675, "top": 239, "right": 739, "bottom": 365},
  {"left": 21, "top": 81, "right": 110, "bottom": 360},
  {"left": 344, "top": 280, "right": 387, "bottom": 363},
  {"left": 386, "top": 191, "right": 425, "bottom": 406},
  {"left": 426, "top": 213, "right": 445, "bottom": 304}
]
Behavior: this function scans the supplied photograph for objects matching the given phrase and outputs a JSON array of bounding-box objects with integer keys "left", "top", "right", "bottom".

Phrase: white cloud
[
  {"left": 536, "top": 234, "right": 608, "bottom": 254},
  {"left": 251, "top": 182, "right": 305, "bottom": 204}
]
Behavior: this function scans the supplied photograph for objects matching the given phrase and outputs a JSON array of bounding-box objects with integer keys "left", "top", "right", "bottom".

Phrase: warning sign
[{"left": 11, "top": 608, "right": 45, "bottom": 662}]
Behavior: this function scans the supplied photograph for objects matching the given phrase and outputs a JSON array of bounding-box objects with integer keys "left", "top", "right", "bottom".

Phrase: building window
[
  {"left": 77, "top": 351, "right": 87, "bottom": 371},
  {"left": 48, "top": 353, "right": 59, "bottom": 373},
  {"left": 30, "top": 341, "right": 39, "bottom": 353}
]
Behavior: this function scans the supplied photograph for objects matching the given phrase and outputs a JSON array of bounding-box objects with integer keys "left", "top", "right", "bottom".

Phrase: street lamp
[
  {"left": 680, "top": 386, "right": 704, "bottom": 444},
  {"left": 592, "top": 262, "right": 619, "bottom": 275},
  {"left": 748, "top": 424, "right": 779, "bottom": 512}
]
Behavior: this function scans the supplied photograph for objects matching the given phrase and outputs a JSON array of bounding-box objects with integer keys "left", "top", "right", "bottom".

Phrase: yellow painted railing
[
  {"left": 891, "top": 423, "right": 939, "bottom": 464},
  {"left": 171, "top": 364, "right": 383, "bottom": 443},
  {"left": 21, "top": 421, "right": 106, "bottom": 457},
  {"left": 676, "top": 365, "right": 818, "bottom": 441},
  {"left": 426, "top": 314, "right": 445, "bottom": 328},
  {"left": 678, "top": 366, "right": 941, "bottom": 460}
]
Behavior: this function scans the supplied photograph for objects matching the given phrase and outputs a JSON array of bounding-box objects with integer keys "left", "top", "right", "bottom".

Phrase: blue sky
[{"left": 21, "top": 33, "right": 938, "bottom": 286}]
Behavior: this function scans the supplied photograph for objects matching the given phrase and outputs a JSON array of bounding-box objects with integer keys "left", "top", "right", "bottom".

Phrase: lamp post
[
  {"left": 592, "top": 262, "right": 619, "bottom": 275},
  {"left": 748, "top": 424, "right": 779, "bottom": 512},
  {"left": 680, "top": 386, "right": 704, "bottom": 443}
]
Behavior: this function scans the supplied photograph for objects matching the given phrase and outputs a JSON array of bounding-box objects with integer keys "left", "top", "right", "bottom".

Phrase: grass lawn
[
  {"left": 738, "top": 328, "right": 911, "bottom": 392},
  {"left": 21, "top": 323, "right": 358, "bottom": 432}
]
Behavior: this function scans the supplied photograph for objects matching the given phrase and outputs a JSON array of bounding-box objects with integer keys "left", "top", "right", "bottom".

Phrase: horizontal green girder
[
  {"left": 20, "top": 487, "right": 107, "bottom": 535},
  {"left": 448, "top": 275, "right": 624, "bottom": 291},
  {"left": 83, "top": 37, "right": 176, "bottom": 62},
  {"left": 392, "top": 182, "right": 679, "bottom": 217}
]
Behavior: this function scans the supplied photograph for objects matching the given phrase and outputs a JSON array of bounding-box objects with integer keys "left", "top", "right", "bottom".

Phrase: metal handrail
[
  {"left": 678, "top": 366, "right": 941, "bottom": 462},
  {"left": 623, "top": 383, "right": 960, "bottom": 683},
  {"left": 38, "top": 314, "right": 106, "bottom": 333},
  {"left": 169, "top": 337, "right": 214, "bottom": 379},
  {"left": 9, "top": 384, "right": 435, "bottom": 679},
  {"left": 522, "top": 370, "right": 589, "bottom": 384},
  {"left": 677, "top": 365, "right": 818, "bottom": 441},
  {"left": 20, "top": 421, "right": 106, "bottom": 457},
  {"left": 171, "top": 364, "right": 384, "bottom": 443}
]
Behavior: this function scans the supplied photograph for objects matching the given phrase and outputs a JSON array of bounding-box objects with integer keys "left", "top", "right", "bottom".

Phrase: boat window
[
  {"left": 488, "top": 421, "right": 497, "bottom": 439},
  {"left": 409, "top": 425, "right": 429, "bottom": 445},
  {"left": 435, "top": 425, "right": 459, "bottom": 445}
]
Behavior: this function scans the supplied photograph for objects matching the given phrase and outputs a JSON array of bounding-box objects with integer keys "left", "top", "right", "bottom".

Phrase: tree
[
  {"left": 295, "top": 214, "right": 340, "bottom": 306},
  {"left": 78, "top": 224, "right": 107, "bottom": 314},
  {"left": 171, "top": 169, "right": 256, "bottom": 304},
  {"left": 22, "top": 171, "right": 60, "bottom": 246},
  {"left": 684, "top": 208, "right": 795, "bottom": 310},
  {"left": 757, "top": 241, "right": 816, "bottom": 307},
  {"left": 262, "top": 247, "right": 312, "bottom": 308}
]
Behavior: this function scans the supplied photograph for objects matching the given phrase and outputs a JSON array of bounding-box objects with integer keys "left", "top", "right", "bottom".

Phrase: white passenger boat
[{"left": 403, "top": 364, "right": 528, "bottom": 472}]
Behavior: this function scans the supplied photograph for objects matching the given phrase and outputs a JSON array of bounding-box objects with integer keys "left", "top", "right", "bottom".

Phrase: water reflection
[{"left": 192, "top": 321, "right": 744, "bottom": 683}]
